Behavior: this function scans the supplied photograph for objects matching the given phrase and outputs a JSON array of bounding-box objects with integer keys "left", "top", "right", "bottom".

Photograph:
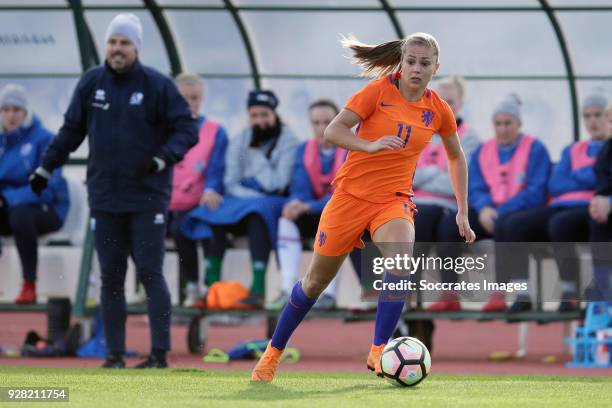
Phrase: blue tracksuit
[
  {"left": 288, "top": 142, "right": 336, "bottom": 215},
  {"left": 197, "top": 115, "right": 228, "bottom": 194},
  {"left": 548, "top": 140, "right": 603, "bottom": 208},
  {"left": 469, "top": 137, "right": 551, "bottom": 215},
  {"left": 39, "top": 60, "right": 197, "bottom": 356},
  {"left": 0, "top": 115, "right": 69, "bottom": 221},
  {"left": 42, "top": 60, "right": 198, "bottom": 213}
]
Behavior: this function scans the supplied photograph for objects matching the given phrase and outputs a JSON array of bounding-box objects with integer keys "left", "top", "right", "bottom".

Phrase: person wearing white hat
[
  {"left": 434, "top": 94, "right": 552, "bottom": 313},
  {"left": 29, "top": 13, "right": 198, "bottom": 369},
  {"left": 497, "top": 92, "right": 609, "bottom": 313},
  {"left": 0, "top": 84, "right": 69, "bottom": 304}
]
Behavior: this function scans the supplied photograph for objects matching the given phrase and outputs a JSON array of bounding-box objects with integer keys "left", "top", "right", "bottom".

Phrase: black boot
[
  {"left": 133, "top": 351, "right": 168, "bottom": 369},
  {"left": 102, "top": 353, "right": 125, "bottom": 368}
]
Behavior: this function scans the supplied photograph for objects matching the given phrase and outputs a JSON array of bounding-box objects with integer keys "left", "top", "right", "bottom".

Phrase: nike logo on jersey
[{"left": 380, "top": 102, "right": 393, "bottom": 107}]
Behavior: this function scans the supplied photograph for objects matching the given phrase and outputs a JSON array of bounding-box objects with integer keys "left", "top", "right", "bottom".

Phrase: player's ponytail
[
  {"left": 341, "top": 32, "right": 440, "bottom": 79},
  {"left": 341, "top": 35, "right": 403, "bottom": 78}
]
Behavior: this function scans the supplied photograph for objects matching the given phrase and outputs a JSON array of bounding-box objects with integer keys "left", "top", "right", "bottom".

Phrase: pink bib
[
  {"left": 478, "top": 134, "right": 534, "bottom": 207},
  {"left": 169, "top": 120, "right": 219, "bottom": 211},
  {"left": 303, "top": 138, "right": 346, "bottom": 199},
  {"left": 413, "top": 122, "right": 470, "bottom": 202},
  {"left": 549, "top": 140, "right": 596, "bottom": 205}
]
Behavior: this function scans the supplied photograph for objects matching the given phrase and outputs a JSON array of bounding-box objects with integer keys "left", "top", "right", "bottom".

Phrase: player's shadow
[{"left": 217, "top": 381, "right": 421, "bottom": 402}]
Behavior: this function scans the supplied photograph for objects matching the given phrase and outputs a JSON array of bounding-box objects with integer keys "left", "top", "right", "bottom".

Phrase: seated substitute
[
  {"left": 501, "top": 93, "right": 608, "bottom": 312},
  {"left": 588, "top": 101, "right": 612, "bottom": 301},
  {"left": 168, "top": 73, "right": 228, "bottom": 307},
  {"left": 186, "top": 90, "right": 299, "bottom": 309},
  {"left": 436, "top": 94, "right": 551, "bottom": 312},
  {"left": 271, "top": 99, "right": 347, "bottom": 311},
  {"left": 0, "top": 84, "right": 69, "bottom": 304}
]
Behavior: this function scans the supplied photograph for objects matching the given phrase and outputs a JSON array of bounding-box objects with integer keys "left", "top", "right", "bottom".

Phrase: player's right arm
[{"left": 324, "top": 109, "right": 403, "bottom": 154}]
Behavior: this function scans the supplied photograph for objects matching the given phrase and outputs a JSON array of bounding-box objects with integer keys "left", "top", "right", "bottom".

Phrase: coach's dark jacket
[{"left": 42, "top": 60, "right": 197, "bottom": 213}]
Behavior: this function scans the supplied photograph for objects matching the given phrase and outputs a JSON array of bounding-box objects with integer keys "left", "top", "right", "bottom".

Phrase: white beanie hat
[
  {"left": 104, "top": 13, "right": 143, "bottom": 53},
  {"left": 582, "top": 93, "right": 608, "bottom": 111},
  {"left": 0, "top": 84, "right": 28, "bottom": 111},
  {"left": 493, "top": 93, "right": 522, "bottom": 123}
]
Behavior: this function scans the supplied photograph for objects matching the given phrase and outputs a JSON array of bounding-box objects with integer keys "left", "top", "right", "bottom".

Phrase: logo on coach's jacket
[
  {"left": 92, "top": 102, "right": 110, "bottom": 110},
  {"left": 95, "top": 89, "right": 106, "bottom": 101},
  {"left": 130, "top": 92, "right": 144, "bottom": 105},
  {"left": 154, "top": 213, "right": 165, "bottom": 225},
  {"left": 92, "top": 89, "right": 109, "bottom": 110}
]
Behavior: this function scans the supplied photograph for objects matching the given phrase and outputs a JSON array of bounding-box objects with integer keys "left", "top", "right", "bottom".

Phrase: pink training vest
[
  {"left": 413, "top": 122, "right": 470, "bottom": 202},
  {"left": 303, "top": 138, "right": 346, "bottom": 199},
  {"left": 169, "top": 120, "right": 219, "bottom": 211},
  {"left": 478, "top": 134, "right": 535, "bottom": 208},
  {"left": 549, "top": 140, "right": 597, "bottom": 205}
]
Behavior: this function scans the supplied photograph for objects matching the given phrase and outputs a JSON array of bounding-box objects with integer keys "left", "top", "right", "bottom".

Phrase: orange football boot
[
  {"left": 251, "top": 342, "right": 283, "bottom": 382},
  {"left": 366, "top": 344, "right": 386, "bottom": 377}
]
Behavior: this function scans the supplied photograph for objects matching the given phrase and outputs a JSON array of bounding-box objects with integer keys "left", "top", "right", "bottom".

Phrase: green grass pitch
[{"left": 1, "top": 367, "right": 611, "bottom": 408}]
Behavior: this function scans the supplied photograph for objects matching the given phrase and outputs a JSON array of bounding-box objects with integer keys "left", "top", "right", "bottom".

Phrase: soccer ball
[{"left": 380, "top": 336, "right": 431, "bottom": 387}]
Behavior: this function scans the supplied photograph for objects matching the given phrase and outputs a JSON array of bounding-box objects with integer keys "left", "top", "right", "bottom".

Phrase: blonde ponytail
[
  {"left": 341, "top": 32, "right": 440, "bottom": 79},
  {"left": 341, "top": 34, "right": 403, "bottom": 78}
]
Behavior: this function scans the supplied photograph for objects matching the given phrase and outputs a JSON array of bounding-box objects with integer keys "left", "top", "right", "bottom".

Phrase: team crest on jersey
[
  {"left": 318, "top": 231, "right": 327, "bottom": 247},
  {"left": 421, "top": 110, "right": 434, "bottom": 126}
]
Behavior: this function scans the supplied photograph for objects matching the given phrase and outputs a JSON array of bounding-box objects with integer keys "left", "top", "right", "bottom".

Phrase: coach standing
[{"left": 29, "top": 14, "right": 197, "bottom": 368}]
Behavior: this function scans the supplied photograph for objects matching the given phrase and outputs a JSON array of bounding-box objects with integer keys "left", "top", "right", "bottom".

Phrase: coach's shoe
[
  {"left": 481, "top": 291, "right": 506, "bottom": 312},
  {"left": 15, "top": 280, "right": 36, "bottom": 304},
  {"left": 133, "top": 354, "right": 168, "bottom": 368},
  {"left": 366, "top": 344, "right": 386, "bottom": 377},
  {"left": 426, "top": 291, "right": 461, "bottom": 312},
  {"left": 102, "top": 354, "right": 125, "bottom": 368},
  {"left": 251, "top": 342, "right": 283, "bottom": 382}
]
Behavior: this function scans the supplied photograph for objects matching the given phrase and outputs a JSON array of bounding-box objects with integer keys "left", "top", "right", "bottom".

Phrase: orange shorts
[{"left": 313, "top": 188, "right": 416, "bottom": 257}]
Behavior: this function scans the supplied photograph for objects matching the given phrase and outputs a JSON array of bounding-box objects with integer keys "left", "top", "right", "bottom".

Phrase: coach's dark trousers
[{"left": 92, "top": 210, "right": 171, "bottom": 355}]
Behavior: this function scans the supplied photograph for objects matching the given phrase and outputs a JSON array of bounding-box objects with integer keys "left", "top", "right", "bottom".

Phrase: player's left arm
[{"left": 442, "top": 133, "right": 475, "bottom": 243}]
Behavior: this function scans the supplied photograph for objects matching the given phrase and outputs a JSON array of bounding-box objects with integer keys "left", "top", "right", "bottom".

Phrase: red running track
[{"left": 1, "top": 313, "right": 611, "bottom": 377}]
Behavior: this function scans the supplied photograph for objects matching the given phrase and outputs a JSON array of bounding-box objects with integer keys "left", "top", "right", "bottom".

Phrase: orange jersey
[{"left": 333, "top": 72, "right": 457, "bottom": 203}]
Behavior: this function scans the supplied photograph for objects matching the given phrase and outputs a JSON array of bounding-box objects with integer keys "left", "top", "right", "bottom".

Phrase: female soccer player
[{"left": 251, "top": 32, "right": 475, "bottom": 382}]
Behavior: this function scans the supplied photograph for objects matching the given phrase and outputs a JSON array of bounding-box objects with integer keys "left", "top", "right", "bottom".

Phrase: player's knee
[{"left": 302, "top": 272, "right": 331, "bottom": 298}]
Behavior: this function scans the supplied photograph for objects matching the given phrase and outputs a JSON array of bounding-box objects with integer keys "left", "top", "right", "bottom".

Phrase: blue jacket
[
  {"left": 288, "top": 142, "right": 336, "bottom": 215},
  {"left": 469, "top": 136, "right": 551, "bottom": 215},
  {"left": 41, "top": 60, "right": 198, "bottom": 213},
  {"left": 182, "top": 196, "right": 286, "bottom": 245},
  {"left": 548, "top": 140, "right": 603, "bottom": 208},
  {"left": 0, "top": 114, "right": 69, "bottom": 221},
  {"left": 197, "top": 116, "right": 228, "bottom": 194}
]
